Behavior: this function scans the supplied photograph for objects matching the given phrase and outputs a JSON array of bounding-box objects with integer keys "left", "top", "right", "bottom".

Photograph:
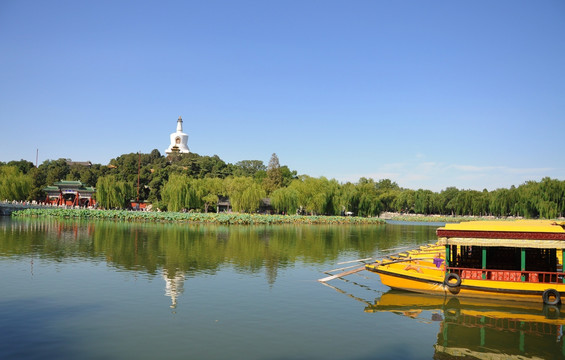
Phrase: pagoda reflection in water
[{"left": 162, "top": 269, "right": 186, "bottom": 309}]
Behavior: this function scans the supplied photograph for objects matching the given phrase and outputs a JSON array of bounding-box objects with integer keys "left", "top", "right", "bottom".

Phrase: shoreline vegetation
[
  {"left": 10, "top": 208, "right": 527, "bottom": 225},
  {"left": 11, "top": 208, "right": 386, "bottom": 225}
]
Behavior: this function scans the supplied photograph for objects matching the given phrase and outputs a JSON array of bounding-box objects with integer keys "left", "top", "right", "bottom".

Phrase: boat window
[
  {"left": 451, "top": 245, "right": 482, "bottom": 269},
  {"left": 525, "top": 248, "right": 557, "bottom": 272},
  {"left": 486, "top": 247, "right": 521, "bottom": 271}
]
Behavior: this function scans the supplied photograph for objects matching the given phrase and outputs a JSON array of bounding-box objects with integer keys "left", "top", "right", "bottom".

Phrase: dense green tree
[
  {"left": 538, "top": 177, "right": 565, "bottom": 218},
  {"left": 225, "top": 177, "right": 265, "bottom": 213},
  {"left": 337, "top": 182, "right": 359, "bottom": 215},
  {"left": 270, "top": 187, "right": 299, "bottom": 214},
  {"left": 232, "top": 160, "right": 266, "bottom": 177},
  {"left": 147, "top": 168, "right": 168, "bottom": 204},
  {"left": 198, "top": 155, "right": 229, "bottom": 178},
  {"left": 28, "top": 166, "right": 46, "bottom": 201},
  {"left": 7, "top": 160, "right": 34, "bottom": 174},
  {"left": 193, "top": 177, "right": 226, "bottom": 212},
  {"left": 254, "top": 170, "right": 267, "bottom": 183},
  {"left": 514, "top": 181, "right": 540, "bottom": 218},
  {"left": 393, "top": 189, "right": 415, "bottom": 213},
  {"left": 67, "top": 164, "right": 99, "bottom": 187},
  {"left": 414, "top": 189, "right": 434, "bottom": 214},
  {"left": 375, "top": 179, "right": 399, "bottom": 191},
  {"left": 489, "top": 188, "right": 512, "bottom": 217},
  {"left": 354, "top": 178, "right": 382, "bottom": 217},
  {"left": 280, "top": 165, "right": 298, "bottom": 187},
  {"left": 44, "top": 159, "right": 70, "bottom": 186},
  {"left": 378, "top": 190, "right": 399, "bottom": 213},
  {"left": 0, "top": 166, "right": 32, "bottom": 201},
  {"left": 263, "top": 153, "right": 283, "bottom": 194},
  {"left": 440, "top": 187, "right": 460, "bottom": 215},
  {"left": 472, "top": 189, "right": 490, "bottom": 216},
  {"left": 160, "top": 174, "right": 196, "bottom": 212},
  {"left": 292, "top": 177, "right": 321, "bottom": 215},
  {"left": 95, "top": 175, "right": 133, "bottom": 209},
  {"left": 149, "top": 149, "right": 162, "bottom": 161},
  {"left": 108, "top": 153, "right": 140, "bottom": 183}
]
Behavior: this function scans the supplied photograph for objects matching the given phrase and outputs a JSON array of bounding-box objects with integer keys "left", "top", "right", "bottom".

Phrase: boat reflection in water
[{"left": 366, "top": 290, "right": 565, "bottom": 360}]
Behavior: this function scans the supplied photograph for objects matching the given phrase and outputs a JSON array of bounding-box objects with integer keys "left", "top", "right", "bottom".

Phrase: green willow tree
[
  {"left": 225, "top": 176, "right": 265, "bottom": 213},
  {"left": 289, "top": 176, "right": 340, "bottom": 215},
  {"left": 374, "top": 179, "right": 400, "bottom": 213},
  {"left": 270, "top": 186, "right": 299, "bottom": 214},
  {"left": 193, "top": 177, "right": 226, "bottom": 212},
  {"left": 0, "top": 166, "right": 32, "bottom": 201},
  {"left": 392, "top": 189, "right": 415, "bottom": 213},
  {"left": 161, "top": 174, "right": 196, "bottom": 212},
  {"left": 96, "top": 175, "right": 134, "bottom": 209},
  {"left": 355, "top": 178, "right": 382, "bottom": 216},
  {"left": 337, "top": 182, "right": 359, "bottom": 215}
]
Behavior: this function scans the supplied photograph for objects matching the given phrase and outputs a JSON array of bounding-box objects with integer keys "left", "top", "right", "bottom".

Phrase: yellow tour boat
[{"left": 365, "top": 220, "right": 565, "bottom": 305}]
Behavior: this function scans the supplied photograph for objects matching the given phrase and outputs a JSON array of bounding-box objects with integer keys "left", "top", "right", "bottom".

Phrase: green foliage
[
  {"left": 392, "top": 189, "right": 415, "bottom": 213},
  {"left": 337, "top": 182, "right": 359, "bottom": 215},
  {"left": 289, "top": 176, "right": 340, "bottom": 215},
  {"left": 161, "top": 174, "right": 194, "bottom": 212},
  {"left": 280, "top": 165, "right": 298, "bottom": 187},
  {"left": 44, "top": 159, "right": 71, "bottom": 186},
  {"left": 225, "top": 177, "right": 266, "bottom": 213},
  {"left": 193, "top": 177, "right": 226, "bottom": 212},
  {"left": 232, "top": 160, "right": 266, "bottom": 177},
  {"left": 3, "top": 149, "right": 565, "bottom": 219},
  {"left": 12, "top": 208, "right": 386, "bottom": 225},
  {"left": 356, "top": 178, "right": 381, "bottom": 216},
  {"left": 0, "top": 166, "right": 32, "bottom": 201},
  {"left": 96, "top": 175, "right": 134, "bottom": 209},
  {"left": 6, "top": 160, "right": 34, "bottom": 174},
  {"left": 263, "top": 153, "right": 283, "bottom": 194},
  {"left": 270, "top": 187, "right": 299, "bottom": 214}
]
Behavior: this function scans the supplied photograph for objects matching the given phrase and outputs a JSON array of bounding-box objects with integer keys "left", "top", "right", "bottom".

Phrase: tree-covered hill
[{"left": 1, "top": 151, "right": 564, "bottom": 219}]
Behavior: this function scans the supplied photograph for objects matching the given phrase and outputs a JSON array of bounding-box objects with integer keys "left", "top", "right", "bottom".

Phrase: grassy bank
[{"left": 11, "top": 208, "right": 386, "bottom": 225}]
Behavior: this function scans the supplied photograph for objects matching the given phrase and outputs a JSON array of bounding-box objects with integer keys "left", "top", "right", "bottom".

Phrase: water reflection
[
  {"left": 163, "top": 268, "right": 185, "bottom": 309},
  {"left": 1, "top": 217, "right": 430, "bottom": 277},
  {"left": 1, "top": 217, "right": 434, "bottom": 310},
  {"left": 366, "top": 290, "right": 565, "bottom": 359}
]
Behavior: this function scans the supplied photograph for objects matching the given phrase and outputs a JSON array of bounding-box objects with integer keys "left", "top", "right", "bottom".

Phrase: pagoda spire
[{"left": 176, "top": 116, "right": 183, "bottom": 132}]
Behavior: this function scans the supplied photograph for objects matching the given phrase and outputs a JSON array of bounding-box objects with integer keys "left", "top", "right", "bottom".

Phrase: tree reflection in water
[{"left": 2, "top": 217, "right": 432, "bottom": 310}]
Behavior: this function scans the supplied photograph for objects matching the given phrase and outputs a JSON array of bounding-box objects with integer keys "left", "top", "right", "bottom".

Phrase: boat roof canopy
[
  {"left": 440, "top": 220, "right": 565, "bottom": 233},
  {"left": 437, "top": 220, "right": 565, "bottom": 248}
]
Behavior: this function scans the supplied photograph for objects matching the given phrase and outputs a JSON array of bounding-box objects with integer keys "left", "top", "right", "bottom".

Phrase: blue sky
[{"left": 1, "top": 0, "right": 564, "bottom": 191}]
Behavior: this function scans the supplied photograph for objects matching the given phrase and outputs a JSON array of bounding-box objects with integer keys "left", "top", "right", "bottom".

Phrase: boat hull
[{"left": 371, "top": 266, "right": 565, "bottom": 303}]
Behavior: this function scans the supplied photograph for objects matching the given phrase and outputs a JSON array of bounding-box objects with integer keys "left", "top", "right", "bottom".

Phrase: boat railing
[{"left": 447, "top": 267, "right": 564, "bottom": 284}]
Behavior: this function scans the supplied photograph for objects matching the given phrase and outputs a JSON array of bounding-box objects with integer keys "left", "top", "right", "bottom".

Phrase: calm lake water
[{"left": 1, "top": 217, "right": 564, "bottom": 360}]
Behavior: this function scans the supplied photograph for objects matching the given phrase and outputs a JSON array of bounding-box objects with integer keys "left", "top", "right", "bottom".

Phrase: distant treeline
[{"left": 1, "top": 150, "right": 564, "bottom": 218}]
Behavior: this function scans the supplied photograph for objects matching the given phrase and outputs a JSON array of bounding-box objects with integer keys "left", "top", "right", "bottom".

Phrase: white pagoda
[{"left": 165, "top": 116, "right": 190, "bottom": 154}]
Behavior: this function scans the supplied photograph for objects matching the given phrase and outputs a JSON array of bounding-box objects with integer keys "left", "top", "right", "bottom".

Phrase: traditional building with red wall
[{"left": 44, "top": 180, "right": 96, "bottom": 207}]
